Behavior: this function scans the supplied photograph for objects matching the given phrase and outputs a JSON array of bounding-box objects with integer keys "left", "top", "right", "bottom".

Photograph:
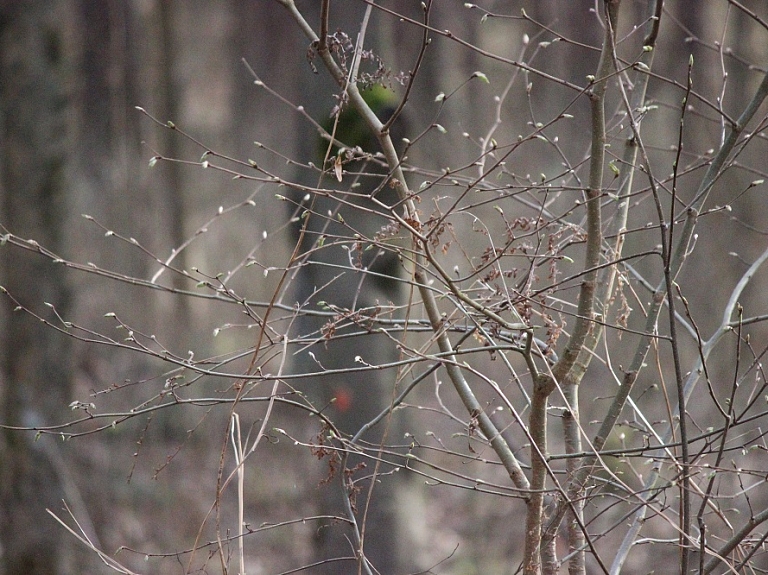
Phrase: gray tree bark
[{"left": 0, "top": 2, "right": 77, "bottom": 573}]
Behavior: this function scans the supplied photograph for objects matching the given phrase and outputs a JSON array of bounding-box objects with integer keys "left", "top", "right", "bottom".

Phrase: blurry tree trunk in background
[
  {"left": 156, "top": 0, "right": 191, "bottom": 329},
  {"left": 232, "top": 5, "right": 418, "bottom": 572},
  {"left": 76, "top": 0, "right": 190, "bottom": 342},
  {"left": 0, "top": 1, "right": 76, "bottom": 573},
  {"left": 289, "top": 176, "right": 409, "bottom": 575}
]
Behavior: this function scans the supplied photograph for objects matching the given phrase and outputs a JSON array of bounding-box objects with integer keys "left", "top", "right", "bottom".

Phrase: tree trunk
[{"left": 0, "top": 2, "right": 76, "bottom": 573}]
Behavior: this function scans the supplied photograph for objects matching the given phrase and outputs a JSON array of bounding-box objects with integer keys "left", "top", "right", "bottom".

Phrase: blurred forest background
[{"left": 1, "top": 1, "right": 768, "bottom": 574}]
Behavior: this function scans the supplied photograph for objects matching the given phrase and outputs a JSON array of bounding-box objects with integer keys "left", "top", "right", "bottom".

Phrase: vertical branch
[
  {"left": 550, "top": 0, "right": 618, "bottom": 385},
  {"left": 552, "top": 2, "right": 661, "bottom": 569},
  {"left": 523, "top": 370, "right": 555, "bottom": 575},
  {"left": 662, "top": 52, "right": 694, "bottom": 574},
  {"left": 696, "top": 304, "right": 740, "bottom": 573},
  {"left": 540, "top": 2, "right": 621, "bottom": 574}
]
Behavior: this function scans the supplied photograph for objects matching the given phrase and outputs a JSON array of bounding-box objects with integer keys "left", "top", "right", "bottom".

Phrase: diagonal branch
[{"left": 275, "top": 0, "right": 529, "bottom": 493}]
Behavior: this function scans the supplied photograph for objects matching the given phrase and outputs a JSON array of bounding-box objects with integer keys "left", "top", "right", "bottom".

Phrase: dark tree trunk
[{"left": 0, "top": 1, "right": 76, "bottom": 573}]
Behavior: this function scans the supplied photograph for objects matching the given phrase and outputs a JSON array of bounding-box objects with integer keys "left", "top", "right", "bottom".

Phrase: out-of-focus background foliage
[{"left": 1, "top": 1, "right": 767, "bottom": 574}]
